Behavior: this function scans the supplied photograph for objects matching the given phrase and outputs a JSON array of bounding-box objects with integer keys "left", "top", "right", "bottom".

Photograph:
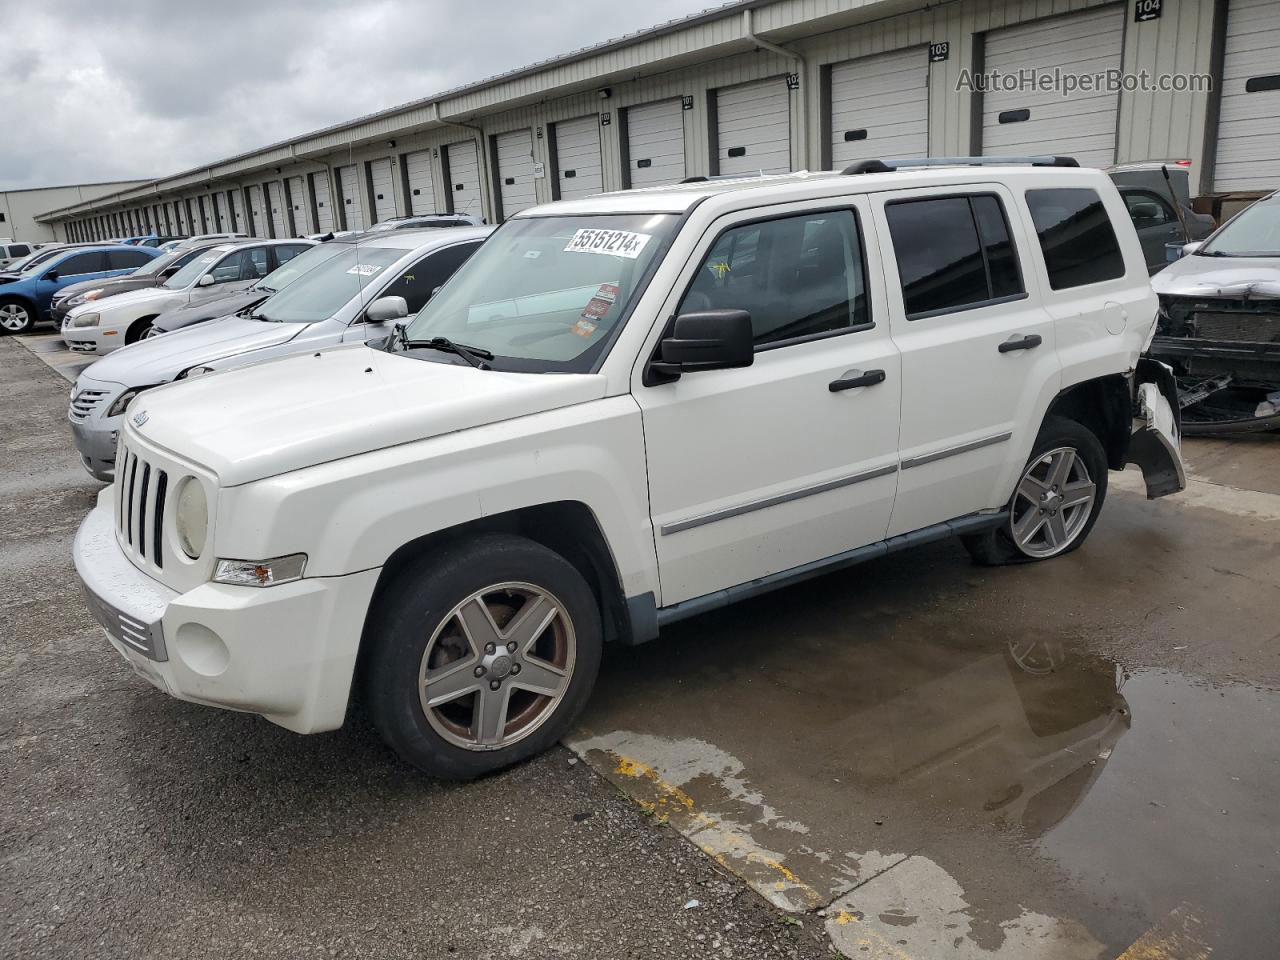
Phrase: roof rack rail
[{"left": 841, "top": 155, "right": 1079, "bottom": 175}]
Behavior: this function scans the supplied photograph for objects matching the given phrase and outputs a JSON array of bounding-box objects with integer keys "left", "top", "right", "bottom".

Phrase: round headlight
[{"left": 175, "top": 479, "right": 208, "bottom": 559}]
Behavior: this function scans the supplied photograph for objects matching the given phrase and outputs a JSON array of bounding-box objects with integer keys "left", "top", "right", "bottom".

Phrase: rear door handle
[
  {"left": 998, "top": 334, "right": 1042, "bottom": 353},
  {"left": 829, "top": 368, "right": 886, "bottom": 392}
]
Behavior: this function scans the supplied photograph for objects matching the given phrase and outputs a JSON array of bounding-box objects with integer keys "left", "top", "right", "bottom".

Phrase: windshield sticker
[
  {"left": 572, "top": 318, "right": 599, "bottom": 338},
  {"left": 523, "top": 249, "right": 542, "bottom": 259},
  {"left": 563, "top": 228, "right": 651, "bottom": 259},
  {"left": 580, "top": 282, "right": 619, "bottom": 321},
  {"left": 346, "top": 263, "right": 383, "bottom": 277}
]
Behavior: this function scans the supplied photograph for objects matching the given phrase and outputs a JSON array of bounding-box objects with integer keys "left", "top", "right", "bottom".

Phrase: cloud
[{"left": 0, "top": 0, "right": 720, "bottom": 190}]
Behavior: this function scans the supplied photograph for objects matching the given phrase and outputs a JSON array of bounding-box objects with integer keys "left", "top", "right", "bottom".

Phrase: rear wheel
[
  {"left": 364, "top": 534, "right": 602, "bottom": 779},
  {"left": 963, "top": 416, "right": 1107, "bottom": 565},
  {"left": 0, "top": 298, "right": 35, "bottom": 335}
]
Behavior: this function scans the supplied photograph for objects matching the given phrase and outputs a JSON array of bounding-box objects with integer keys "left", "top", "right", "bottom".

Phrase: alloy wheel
[
  {"left": 418, "top": 582, "right": 576, "bottom": 751},
  {"left": 1009, "top": 447, "right": 1095, "bottom": 558},
  {"left": 0, "top": 304, "right": 31, "bottom": 332}
]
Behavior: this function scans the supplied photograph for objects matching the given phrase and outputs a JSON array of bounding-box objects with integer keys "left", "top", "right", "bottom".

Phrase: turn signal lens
[{"left": 213, "top": 554, "right": 307, "bottom": 587}]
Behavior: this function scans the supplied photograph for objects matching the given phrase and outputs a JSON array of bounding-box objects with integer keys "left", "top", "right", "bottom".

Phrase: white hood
[
  {"left": 78, "top": 316, "right": 305, "bottom": 387},
  {"left": 128, "top": 344, "right": 608, "bottom": 486}
]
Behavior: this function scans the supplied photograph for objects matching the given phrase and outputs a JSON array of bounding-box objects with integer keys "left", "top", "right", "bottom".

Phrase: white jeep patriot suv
[{"left": 74, "top": 158, "right": 1185, "bottom": 779}]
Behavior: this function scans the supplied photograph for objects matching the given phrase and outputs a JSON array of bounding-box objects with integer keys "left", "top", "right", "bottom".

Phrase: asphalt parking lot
[{"left": 3, "top": 333, "right": 1278, "bottom": 959}]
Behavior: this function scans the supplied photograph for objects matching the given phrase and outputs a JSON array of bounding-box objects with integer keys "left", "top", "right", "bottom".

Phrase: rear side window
[
  {"left": 108, "top": 250, "right": 154, "bottom": 269},
  {"left": 1025, "top": 188, "right": 1125, "bottom": 290},
  {"left": 274, "top": 244, "right": 311, "bottom": 265},
  {"left": 886, "top": 194, "right": 1025, "bottom": 319},
  {"left": 678, "top": 209, "right": 870, "bottom": 348},
  {"left": 9, "top": 244, "right": 31, "bottom": 257}
]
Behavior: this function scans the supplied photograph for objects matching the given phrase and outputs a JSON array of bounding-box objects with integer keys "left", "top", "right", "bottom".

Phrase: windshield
[
  {"left": 402, "top": 214, "right": 676, "bottom": 373},
  {"left": 254, "top": 242, "right": 345, "bottom": 293},
  {"left": 1200, "top": 197, "right": 1280, "bottom": 257},
  {"left": 253, "top": 246, "right": 404, "bottom": 323},
  {"left": 162, "top": 246, "right": 233, "bottom": 289},
  {"left": 12, "top": 248, "right": 65, "bottom": 275}
]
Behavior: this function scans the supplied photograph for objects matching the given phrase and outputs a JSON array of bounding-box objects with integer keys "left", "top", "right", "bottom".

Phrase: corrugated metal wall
[{"left": 57, "top": 0, "right": 1258, "bottom": 237}]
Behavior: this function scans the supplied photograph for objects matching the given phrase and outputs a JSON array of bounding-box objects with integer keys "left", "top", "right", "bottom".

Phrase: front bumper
[
  {"left": 61, "top": 320, "right": 122, "bottom": 355},
  {"left": 1126, "top": 359, "right": 1187, "bottom": 499},
  {"left": 73, "top": 492, "right": 381, "bottom": 733},
  {"left": 68, "top": 410, "right": 121, "bottom": 482}
]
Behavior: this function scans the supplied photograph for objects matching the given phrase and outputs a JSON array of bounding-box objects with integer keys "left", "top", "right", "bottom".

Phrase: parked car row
[{"left": 68, "top": 158, "right": 1187, "bottom": 781}]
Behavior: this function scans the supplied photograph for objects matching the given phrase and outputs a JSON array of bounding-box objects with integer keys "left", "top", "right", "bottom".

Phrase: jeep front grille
[{"left": 116, "top": 440, "right": 168, "bottom": 571}]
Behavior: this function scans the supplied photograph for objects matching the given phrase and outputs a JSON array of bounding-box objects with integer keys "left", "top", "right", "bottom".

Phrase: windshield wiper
[{"left": 395, "top": 325, "right": 492, "bottom": 368}]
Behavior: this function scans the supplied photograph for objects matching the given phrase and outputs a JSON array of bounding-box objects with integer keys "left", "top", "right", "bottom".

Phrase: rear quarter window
[{"left": 1025, "top": 188, "right": 1126, "bottom": 290}]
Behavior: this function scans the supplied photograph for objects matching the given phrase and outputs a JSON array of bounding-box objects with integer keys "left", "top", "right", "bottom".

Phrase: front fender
[{"left": 213, "top": 396, "right": 659, "bottom": 600}]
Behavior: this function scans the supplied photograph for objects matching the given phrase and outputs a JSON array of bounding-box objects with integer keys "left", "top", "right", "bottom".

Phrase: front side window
[
  {"left": 56, "top": 252, "right": 106, "bottom": 277},
  {"left": 1197, "top": 194, "right": 1280, "bottom": 257},
  {"left": 253, "top": 247, "right": 406, "bottom": 323},
  {"left": 678, "top": 209, "right": 869, "bottom": 347},
  {"left": 377, "top": 243, "right": 481, "bottom": 316},
  {"left": 163, "top": 245, "right": 235, "bottom": 289},
  {"left": 208, "top": 247, "right": 270, "bottom": 284},
  {"left": 886, "top": 194, "right": 1025, "bottom": 319},
  {"left": 9, "top": 244, "right": 30, "bottom": 257},
  {"left": 402, "top": 214, "right": 677, "bottom": 373},
  {"left": 1025, "top": 188, "right": 1125, "bottom": 289}
]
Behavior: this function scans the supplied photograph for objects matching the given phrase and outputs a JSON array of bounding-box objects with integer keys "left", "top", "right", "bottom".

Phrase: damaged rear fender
[{"left": 1128, "top": 358, "right": 1187, "bottom": 499}]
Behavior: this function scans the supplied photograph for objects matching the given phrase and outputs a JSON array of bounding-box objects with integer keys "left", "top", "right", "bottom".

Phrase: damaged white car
[
  {"left": 1152, "top": 191, "right": 1280, "bottom": 433},
  {"left": 75, "top": 158, "right": 1184, "bottom": 779}
]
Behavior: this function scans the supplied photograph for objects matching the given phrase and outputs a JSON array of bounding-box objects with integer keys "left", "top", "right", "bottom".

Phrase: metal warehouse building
[{"left": 37, "top": 0, "right": 1280, "bottom": 239}]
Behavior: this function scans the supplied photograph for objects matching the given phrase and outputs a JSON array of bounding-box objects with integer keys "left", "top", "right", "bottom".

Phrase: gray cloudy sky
[{"left": 0, "top": 0, "right": 719, "bottom": 191}]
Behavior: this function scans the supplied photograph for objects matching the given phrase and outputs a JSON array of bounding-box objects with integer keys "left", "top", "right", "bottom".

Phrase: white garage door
[
  {"left": 247, "top": 185, "right": 267, "bottom": 237},
  {"left": 200, "top": 195, "right": 214, "bottom": 233},
  {"left": 626, "top": 99, "right": 685, "bottom": 188},
  {"left": 716, "top": 77, "right": 792, "bottom": 176},
  {"left": 337, "top": 164, "right": 365, "bottom": 230},
  {"left": 830, "top": 48, "right": 930, "bottom": 167},
  {"left": 230, "top": 190, "right": 246, "bottom": 233},
  {"left": 445, "top": 140, "right": 483, "bottom": 218},
  {"left": 310, "top": 171, "right": 334, "bottom": 232},
  {"left": 495, "top": 128, "right": 537, "bottom": 219},
  {"left": 553, "top": 116, "right": 603, "bottom": 201},
  {"left": 1214, "top": 0, "right": 1280, "bottom": 191},
  {"left": 285, "top": 175, "right": 307, "bottom": 233},
  {"left": 369, "top": 158, "right": 397, "bottom": 223},
  {"left": 981, "top": 6, "right": 1124, "bottom": 168},
  {"left": 268, "top": 182, "right": 288, "bottom": 237},
  {"left": 403, "top": 149, "right": 435, "bottom": 214}
]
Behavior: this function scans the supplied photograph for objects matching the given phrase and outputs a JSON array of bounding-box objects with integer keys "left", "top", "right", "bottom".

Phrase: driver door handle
[
  {"left": 998, "top": 334, "right": 1042, "bottom": 353},
  {"left": 829, "top": 369, "right": 886, "bottom": 392}
]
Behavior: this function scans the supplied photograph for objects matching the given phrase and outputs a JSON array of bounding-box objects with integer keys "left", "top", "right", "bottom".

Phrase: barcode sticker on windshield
[
  {"left": 563, "top": 228, "right": 651, "bottom": 259},
  {"left": 346, "top": 263, "right": 383, "bottom": 277}
]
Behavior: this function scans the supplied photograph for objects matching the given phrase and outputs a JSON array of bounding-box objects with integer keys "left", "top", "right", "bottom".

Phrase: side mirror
[
  {"left": 196, "top": 274, "right": 215, "bottom": 287},
  {"left": 43, "top": 270, "right": 59, "bottom": 282},
  {"left": 650, "top": 309, "right": 754, "bottom": 381},
  {"left": 365, "top": 295, "right": 409, "bottom": 324},
  {"left": 1181, "top": 240, "right": 1204, "bottom": 256}
]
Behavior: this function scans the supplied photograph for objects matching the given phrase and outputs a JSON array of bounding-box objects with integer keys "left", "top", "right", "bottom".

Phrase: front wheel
[
  {"left": 0, "top": 298, "right": 36, "bottom": 335},
  {"left": 364, "top": 534, "right": 602, "bottom": 779},
  {"left": 963, "top": 415, "right": 1108, "bottom": 565}
]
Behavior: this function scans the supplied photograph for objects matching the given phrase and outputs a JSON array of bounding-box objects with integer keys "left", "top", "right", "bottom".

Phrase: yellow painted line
[
  {"left": 1115, "top": 904, "right": 1211, "bottom": 960},
  {"left": 607, "top": 751, "right": 916, "bottom": 960}
]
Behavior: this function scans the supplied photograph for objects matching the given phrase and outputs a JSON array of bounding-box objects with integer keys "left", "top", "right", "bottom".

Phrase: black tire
[
  {"left": 963, "top": 415, "right": 1108, "bottom": 566},
  {"left": 0, "top": 297, "right": 36, "bottom": 335},
  {"left": 363, "top": 533, "right": 603, "bottom": 780},
  {"left": 126, "top": 316, "right": 156, "bottom": 343}
]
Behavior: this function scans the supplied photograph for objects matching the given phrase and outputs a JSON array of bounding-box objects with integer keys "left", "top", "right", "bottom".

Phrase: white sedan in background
[{"left": 61, "top": 238, "right": 314, "bottom": 354}]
